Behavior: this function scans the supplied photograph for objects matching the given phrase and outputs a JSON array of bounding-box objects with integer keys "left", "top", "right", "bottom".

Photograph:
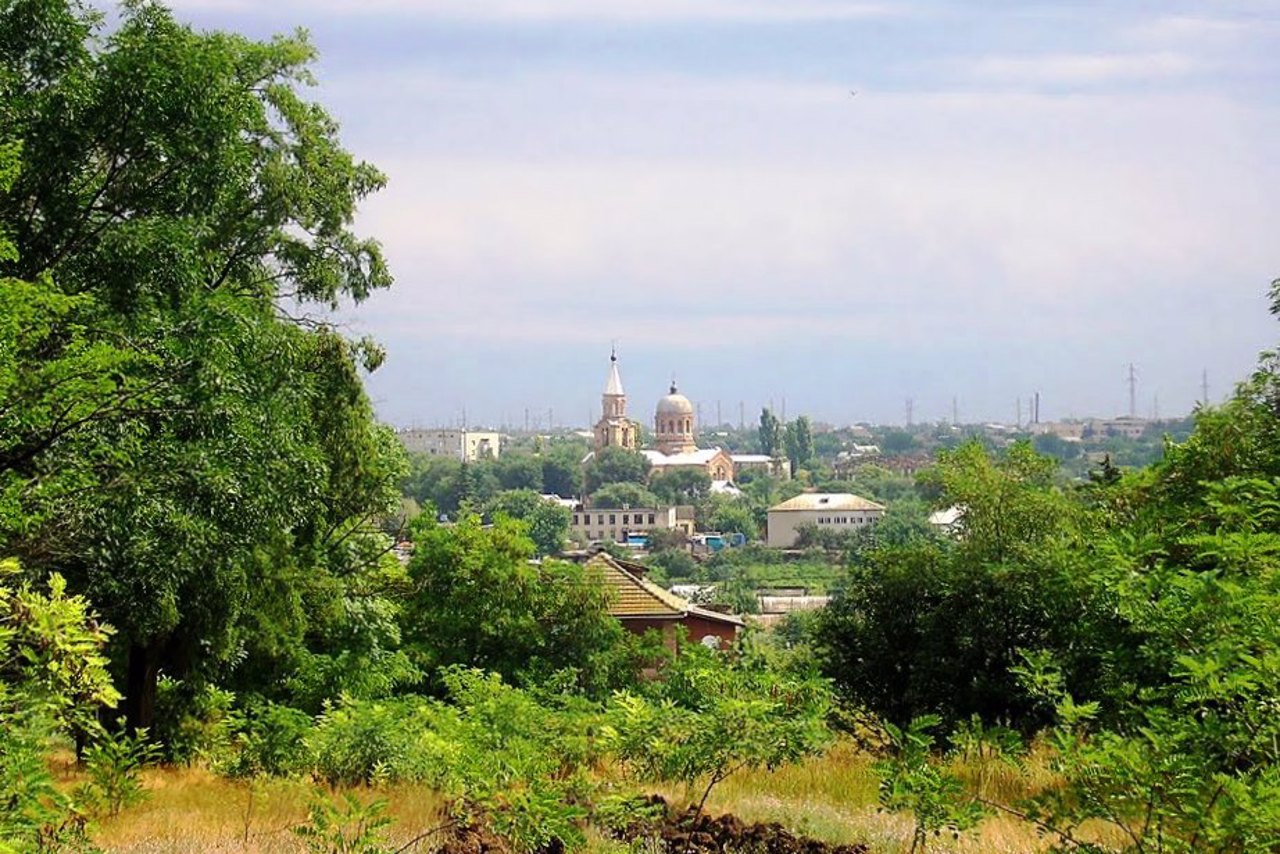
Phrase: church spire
[{"left": 604, "top": 348, "right": 625, "bottom": 397}]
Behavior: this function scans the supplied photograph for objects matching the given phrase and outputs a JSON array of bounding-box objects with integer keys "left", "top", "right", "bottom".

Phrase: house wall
[
  {"left": 766, "top": 507, "right": 884, "bottom": 548},
  {"left": 620, "top": 616, "right": 739, "bottom": 650},
  {"left": 400, "top": 429, "right": 500, "bottom": 461},
  {"left": 570, "top": 506, "right": 677, "bottom": 544}
]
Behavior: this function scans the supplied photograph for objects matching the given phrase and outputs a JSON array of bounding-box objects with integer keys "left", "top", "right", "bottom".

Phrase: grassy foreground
[{"left": 62, "top": 740, "right": 1068, "bottom": 854}]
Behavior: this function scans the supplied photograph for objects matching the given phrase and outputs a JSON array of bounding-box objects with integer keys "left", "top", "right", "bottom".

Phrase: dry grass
[
  {"left": 57, "top": 738, "right": 1080, "bottom": 853},
  {"left": 647, "top": 739, "right": 1057, "bottom": 854},
  {"left": 52, "top": 757, "right": 450, "bottom": 854}
]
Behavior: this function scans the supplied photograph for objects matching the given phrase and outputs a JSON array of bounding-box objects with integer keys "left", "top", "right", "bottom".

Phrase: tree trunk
[{"left": 124, "top": 639, "right": 162, "bottom": 734}]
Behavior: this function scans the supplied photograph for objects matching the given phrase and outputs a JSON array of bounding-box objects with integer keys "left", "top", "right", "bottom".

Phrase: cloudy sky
[{"left": 165, "top": 0, "right": 1280, "bottom": 428}]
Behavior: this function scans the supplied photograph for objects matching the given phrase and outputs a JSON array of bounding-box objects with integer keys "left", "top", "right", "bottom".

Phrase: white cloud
[
  {"left": 966, "top": 52, "right": 1198, "bottom": 86},
  {"left": 165, "top": 0, "right": 904, "bottom": 23}
]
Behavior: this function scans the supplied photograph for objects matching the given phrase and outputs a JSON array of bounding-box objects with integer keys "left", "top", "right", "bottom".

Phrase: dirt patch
[{"left": 614, "top": 795, "right": 869, "bottom": 854}]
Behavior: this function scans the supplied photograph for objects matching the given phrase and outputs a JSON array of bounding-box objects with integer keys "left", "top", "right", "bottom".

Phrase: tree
[
  {"left": 0, "top": 1, "right": 398, "bottom": 732},
  {"left": 590, "top": 482, "right": 660, "bottom": 510},
  {"left": 486, "top": 489, "right": 571, "bottom": 557},
  {"left": 583, "top": 446, "right": 651, "bottom": 494},
  {"left": 402, "top": 515, "right": 630, "bottom": 694},
  {"left": 494, "top": 455, "right": 544, "bottom": 492},
  {"left": 649, "top": 468, "right": 711, "bottom": 505},
  {"left": 540, "top": 454, "right": 580, "bottom": 498},
  {"left": 704, "top": 498, "right": 759, "bottom": 540},
  {"left": 758, "top": 408, "right": 782, "bottom": 457},
  {"left": 784, "top": 415, "right": 814, "bottom": 476}
]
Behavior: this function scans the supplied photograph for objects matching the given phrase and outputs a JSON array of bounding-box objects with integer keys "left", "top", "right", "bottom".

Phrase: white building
[
  {"left": 399, "top": 428, "right": 500, "bottom": 462},
  {"left": 570, "top": 505, "right": 685, "bottom": 544},
  {"left": 766, "top": 493, "right": 886, "bottom": 548}
]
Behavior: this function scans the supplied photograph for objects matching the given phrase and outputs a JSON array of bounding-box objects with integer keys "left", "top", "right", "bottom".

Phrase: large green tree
[
  {"left": 758, "top": 408, "right": 782, "bottom": 457},
  {"left": 583, "top": 446, "right": 650, "bottom": 494},
  {"left": 0, "top": 0, "right": 400, "bottom": 731}
]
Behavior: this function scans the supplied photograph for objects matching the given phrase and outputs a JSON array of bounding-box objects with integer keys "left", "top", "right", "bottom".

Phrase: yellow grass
[
  {"left": 52, "top": 756, "right": 450, "bottom": 854},
  {"left": 55, "top": 737, "right": 1103, "bottom": 853}
]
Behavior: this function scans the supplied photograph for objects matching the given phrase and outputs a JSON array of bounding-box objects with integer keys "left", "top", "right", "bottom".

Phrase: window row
[{"left": 572, "top": 513, "right": 658, "bottom": 526}]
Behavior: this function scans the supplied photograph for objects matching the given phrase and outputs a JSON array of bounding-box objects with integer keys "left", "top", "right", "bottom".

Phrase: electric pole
[{"left": 1128, "top": 363, "right": 1137, "bottom": 418}]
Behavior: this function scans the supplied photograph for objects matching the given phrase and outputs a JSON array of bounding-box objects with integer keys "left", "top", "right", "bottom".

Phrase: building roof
[
  {"left": 928, "top": 506, "right": 963, "bottom": 527},
  {"left": 656, "top": 382, "right": 694, "bottom": 415},
  {"left": 769, "top": 493, "right": 886, "bottom": 513},
  {"left": 585, "top": 553, "right": 745, "bottom": 626},
  {"left": 604, "top": 353, "right": 625, "bottom": 396},
  {"left": 730, "top": 454, "right": 773, "bottom": 464},
  {"left": 642, "top": 448, "right": 728, "bottom": 467}
]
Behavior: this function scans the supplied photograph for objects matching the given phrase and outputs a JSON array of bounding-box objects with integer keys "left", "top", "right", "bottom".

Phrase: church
[{"left": 591, "top": 351, "right": 781, "bottom": 484}]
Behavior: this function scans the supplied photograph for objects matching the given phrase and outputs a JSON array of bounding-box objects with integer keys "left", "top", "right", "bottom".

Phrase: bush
[
  {"left": 308, "top": 697, "right": 455, "bottom": 787},
  {"left": 153, "top": 677, "right": 235, "bottom": 765},
  {"left": 225, "top": 702, "right": 315, "bottom": 778}
]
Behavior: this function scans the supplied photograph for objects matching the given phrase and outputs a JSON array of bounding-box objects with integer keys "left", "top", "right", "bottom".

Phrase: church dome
[{"left": 656, "top": 383, "right": 694, "bottom": 416}]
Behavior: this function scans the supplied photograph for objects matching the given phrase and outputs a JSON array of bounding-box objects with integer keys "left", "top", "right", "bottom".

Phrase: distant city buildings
[
  {"left": 399, "top": 428, "right": 500, "bottom": 461},
  {"left": 590, "top": 353, "right": 787, "bottom": 482}
]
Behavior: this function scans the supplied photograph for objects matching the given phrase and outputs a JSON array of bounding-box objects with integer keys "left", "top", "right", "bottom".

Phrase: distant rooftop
[{"left": 769, "top": 493, "right": 885, "bottom": 513}]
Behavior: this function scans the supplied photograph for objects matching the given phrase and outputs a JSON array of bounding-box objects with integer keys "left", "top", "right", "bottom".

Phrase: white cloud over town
[{"left": 158, "top": 0, "right": 1280, "bottom": 425}]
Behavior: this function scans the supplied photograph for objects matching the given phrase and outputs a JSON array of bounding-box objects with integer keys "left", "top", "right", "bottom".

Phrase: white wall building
[
  {"left": 766, "top": 493, "right": 886, "bottom": 548},
  {"left": 570, "top": 506, "right": 681, "bottom": 544},
  {"left": 399, "top": 428, "right": 500, "bottom": 461}
]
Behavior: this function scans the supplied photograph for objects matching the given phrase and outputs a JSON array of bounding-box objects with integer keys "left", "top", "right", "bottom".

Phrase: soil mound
[{"left": 617, "top": 795, "right": 869, "bottom": 854}]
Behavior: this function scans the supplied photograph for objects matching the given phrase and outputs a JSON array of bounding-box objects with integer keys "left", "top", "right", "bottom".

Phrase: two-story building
[{"left": 766, "top": 492, "right": 886, "bottom": 548}]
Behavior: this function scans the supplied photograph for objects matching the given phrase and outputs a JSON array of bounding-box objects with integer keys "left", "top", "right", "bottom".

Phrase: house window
[
  {"left": 622, "top": 514, "right": 630, "bottom": 525},
  {"left": 597, "top": 514, "right": 604, "bottom": 525},
  {"left": 648, "top": 514, "right": 656, "bottom": 524},
  {"left": 609, "top": 514, "right": 616, "bottom": 524},
  {"left": 572, "top": 514, "right": 579, "bottom": 525}
]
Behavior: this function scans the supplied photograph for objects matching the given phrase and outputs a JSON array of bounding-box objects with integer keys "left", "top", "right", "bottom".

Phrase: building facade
[
  {"left": 399, "top": 428, "right": 500, "bottom": 461},
  {"left": 766, "top": 492, "right": 886, "bottom": 548},
  {"left": 570, "top": 505, "right": 685, "bottom": 544}
]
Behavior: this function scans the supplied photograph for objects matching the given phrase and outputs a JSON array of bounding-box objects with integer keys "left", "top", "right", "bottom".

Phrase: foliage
[
  {"left": 0, "top": 558, "right": 118, "bottom": 850},
  {"left": 225, "top": 701, "right": 315, "bottom": 778},
  {"left": 610, "top": 645, "right": 833, "bottom": 818},
  {"left": 784, "top": 416, "right": 815, "bottom": 476},
  {"left": 152, "top": 677, "right": 235, "bottom": 765},
  {"left": 77, "top": 724, "right": 161, "bottom": 819},
  {"left": 403, "top": 515, "right": 631, "bottom": 695},
  {"left": 649, "top": 469, "right": 711, "bottom": 505},
  {"left": 293, "top": 793, "right": 393, "bottom": 854},
  {"left": 591, "top": 481, "right": 661, "bottom": 510},
  {"left": 817, "top": 442, "right": 1119, "bottom": 732},
  {"left": 0, "top": 0, "right": 404, "bottom": 735},
  {"left": 875, "top": 715, "right": 984, "bottom": 854},
  {"left": 584, "top": 447, "right": 651, "bottom": 494},
  {"left": 486, "top": 489, "right": 571, "bottom": 556},
  {"left": 758, "top": 408, "right": 782, "bottom": 457}
]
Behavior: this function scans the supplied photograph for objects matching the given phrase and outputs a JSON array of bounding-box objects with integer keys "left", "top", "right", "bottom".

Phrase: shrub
[{"left": 225, "top": 701, "right": 315, "bottom": 778}]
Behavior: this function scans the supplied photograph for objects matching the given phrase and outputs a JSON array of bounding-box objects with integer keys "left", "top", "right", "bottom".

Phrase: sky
[{"left": 162, "top": 0, "right": 1280, "bottom": 428}]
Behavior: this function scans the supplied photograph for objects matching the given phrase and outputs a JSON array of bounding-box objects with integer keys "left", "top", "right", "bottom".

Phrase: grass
[
  {"left": 648, "top": 740, "right": 1054, "bottom": 854},
  {"left": 55, "top": 737, "right": 1100, "bottom": 853},
  {"left": 51, "top": 755, "right": 450, "bottom": 854}
]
